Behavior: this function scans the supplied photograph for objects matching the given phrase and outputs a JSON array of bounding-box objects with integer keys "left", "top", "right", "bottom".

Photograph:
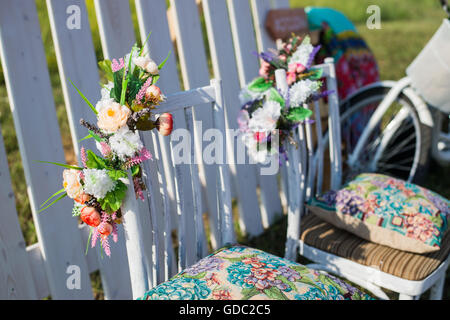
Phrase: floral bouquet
[
  {"left": 238, "top": 35, "right": 329, "bottom": 163},
  {"left": 39, "top": 39, "right": 173, "bottom": 257}
]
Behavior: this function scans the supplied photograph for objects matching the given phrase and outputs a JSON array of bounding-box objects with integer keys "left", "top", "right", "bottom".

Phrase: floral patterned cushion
[
  {"left": 307, "top": 173, "right": 450, "bottom": 253},
  {"left": 138, "top": 245, "right": 373, "bottom": 300}
]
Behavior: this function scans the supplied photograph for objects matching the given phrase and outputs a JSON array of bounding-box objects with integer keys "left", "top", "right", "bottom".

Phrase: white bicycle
[{"left": 338, "top": 0, "right": 450, "bottom": 183}]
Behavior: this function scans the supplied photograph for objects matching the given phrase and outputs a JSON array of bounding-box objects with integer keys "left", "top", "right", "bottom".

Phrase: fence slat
[
  {"left": 0, "top": 0, "right": 92, "bottom": 299},
  {"left": 46, "top": 0, "right": 132, "bottom": 300},
  {"left": 202, "top": 0, "right": 264, "bottom": 237},
  {"left": 0, "top": 127, "right": 37, "bottom": 299},
  {"left": 169, "top": 0, "right": 222, "bottom": 250},
  {"left": 227, "top": 0, "right": 282, "bottom": 227}
]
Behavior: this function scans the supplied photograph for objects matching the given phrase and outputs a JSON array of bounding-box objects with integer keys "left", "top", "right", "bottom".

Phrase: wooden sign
[{"left": 265, "top": 8, "right": 309, "bottom": 41}]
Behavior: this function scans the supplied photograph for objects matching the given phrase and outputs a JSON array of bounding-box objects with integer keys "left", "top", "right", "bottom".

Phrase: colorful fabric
[
  {"left": 308, "top": 173, "right": 450, "bottom": 253},
  {"left": 138, "top": 245, "right": 374, "bottom": 300}
]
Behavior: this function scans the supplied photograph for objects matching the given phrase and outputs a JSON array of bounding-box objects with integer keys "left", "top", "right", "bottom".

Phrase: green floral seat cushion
[
  {"left": 138, "top": 245, "right": 373, "bottom": 300},
  {"left": 308, "top": 173, "right": 450, "bottom": 253}
]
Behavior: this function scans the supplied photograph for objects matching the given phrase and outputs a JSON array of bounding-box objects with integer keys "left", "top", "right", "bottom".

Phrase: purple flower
[{"left": 184, "top": 256, "right": 222, "bottom": 276}]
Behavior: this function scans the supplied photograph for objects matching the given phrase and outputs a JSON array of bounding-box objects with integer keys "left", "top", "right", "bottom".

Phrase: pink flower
[
  {"left": 259, "top": 59, "right": 271, "bottom": 78},
  {"left": 288, "top": 62, "right": 306, "bottom": 74},
  {"left": 212, "top": 290, "right": 232, "bottom": 300},
  {"left": 286, "top": 72, "right": 297, "bottom": 85}
]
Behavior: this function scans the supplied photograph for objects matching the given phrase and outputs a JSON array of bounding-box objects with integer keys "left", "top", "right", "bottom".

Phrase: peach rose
[
  {"left": 63, "top": 169, "right": 83, "bottom": 199},
  {"left": 145, "top": 85, "right": 163, "bottom": 104},
  {"left": 97, "top": 101, "right": 130, "bottom": 133}
]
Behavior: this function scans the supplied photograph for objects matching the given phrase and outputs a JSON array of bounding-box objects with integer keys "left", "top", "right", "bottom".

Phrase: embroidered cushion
[
  {"left": 138, "top": 245, "right": 373, "bottom": 300},
  {"left": 307, "top": 173, "right": 450, "bottom": 254}
]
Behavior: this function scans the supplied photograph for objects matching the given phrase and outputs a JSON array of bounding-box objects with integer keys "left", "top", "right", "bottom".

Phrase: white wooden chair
[
  {"left": 278, "top": 62, "right": 450, "bottom": 300},
  {"left": 121, "top": 79, "right": 234, "bottom": 299}
]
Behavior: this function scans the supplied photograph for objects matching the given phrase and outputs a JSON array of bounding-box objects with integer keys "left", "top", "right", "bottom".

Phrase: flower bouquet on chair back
[{"left": 38, "top": 38, "right": 173, "bottom": 257}]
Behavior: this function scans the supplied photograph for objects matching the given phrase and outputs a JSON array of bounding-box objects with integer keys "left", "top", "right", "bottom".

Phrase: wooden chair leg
[{"left": 429, "top": 273, "right": 446, "bottom": 300}]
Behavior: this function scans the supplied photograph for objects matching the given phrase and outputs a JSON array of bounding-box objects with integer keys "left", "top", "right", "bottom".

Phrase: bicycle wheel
[{"left": 338, "top": 83, "right": 432, "bottom": 183}]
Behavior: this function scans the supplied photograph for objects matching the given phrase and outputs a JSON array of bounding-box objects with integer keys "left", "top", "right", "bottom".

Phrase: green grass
[{"left": 0, "top": 0, "right": 448, "bottom": 299}]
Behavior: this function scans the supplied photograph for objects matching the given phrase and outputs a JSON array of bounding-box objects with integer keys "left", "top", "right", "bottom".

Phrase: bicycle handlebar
[{"left": 441, "top": 0, "right": 450, "bottom": 17}]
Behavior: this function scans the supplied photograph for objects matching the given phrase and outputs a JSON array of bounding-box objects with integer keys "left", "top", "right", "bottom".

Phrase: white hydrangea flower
[
  {"left": 100, "top": 81, "right": 114, "bottom": 100},
  {"left": 288, "top": 36, "right": 314, "bottom": 66},
  {"left": 240, "top": 132, "right": 276, "bottom": 164},
  {"left": 248, "top": 100, "right": 281, "bottom": 132},
  {"left": 95, "top": 96, "right": 115, "bottom": 112},
  {"left": 82, "top": 168, "right": 117, "bottom": 199},
  {"left": 239, "top": 86, "right": 267, "bottom": 105},
  {"left": 289, "top": 79, "right": 321, "bottom": 107},
  {"left": 109, "top": 126, "right": 144, "bottom": 161},
  {"left": 124, "top": 49, "right": 140, "bottom": 73}
]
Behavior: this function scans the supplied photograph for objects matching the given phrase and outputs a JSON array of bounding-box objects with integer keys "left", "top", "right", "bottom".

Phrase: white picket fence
[{"left": 0, "top": 0, "right": 292, "bottom": 299}]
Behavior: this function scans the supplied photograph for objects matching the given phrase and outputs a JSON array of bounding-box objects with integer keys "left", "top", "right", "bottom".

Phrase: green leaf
[
  {"left": 98, "top": 60, "right": 113, "bottom": 81},
  {"left": 221, "top": 253, "right": 258, "bottom": 263},
  {"left": 241, "top": 287, "right": 260, "bottom": 300},
  {"left": 89, "top": 130, "right": 102, "bottom": 143},
  {"left": 158, "top": 51, "right": 171, "bottom": 70},
  {"left": 68, "top": 78, "right": 98, "bottom": 115},
  {"left": 120, "top": 46, "right": 136, "bottom": 105},
  {"left": 181, "top": 271, "right": 206, "bottom": 279},
  {"left": 267, "top": 87, "right": 285, "bottom": 107},
  {"left": 35, "top": 160, "right": 83, "bottom": 170},
  {"left": 112, "top": 69, "right": 124, "bottom": 102},
  {"left": 40, "top": 188, "right": 66, "bottom": 208},
  {"left": 85, "top": 227, "right": 93, "bottom": 256},
  {"left": 139, "top": 31, "right": 152, "bottom": 56},
  {"left": 126, "top": 74, "right": 143, "bottom": 104},
  {"left": 98, "top": 180, "right": 127, "bottom": 213},
  {"left": 318, "top": 274, "right": 346, "bottom": 295},
  {"left": 85, "top": 150, "right": 108, "bottom": 169},
  {"left": 247, "top": 77, "right": 273, "bottom": 92},
  {"left": 152, "top": 75, "right": 160, "bottom": 85},
  {"left": 107, "top": 169, "right": 128, "bottom": 181},
  {"left": 38, "top": 192, "right": 67, "bottom": 213},
  {"left": 78, "top": 134, "right": 93, "bottom": 143},
  {"left": 309, "top": 68, "right": 323, "bottom": 80},
  {"left": 131, "top": 165, "right": 140, "bottom": 177},
  {"left": 263, "top": 287, "right": 288, "bottom": 300},
  {"left": 297, "top": 276, "right": 326, "bottom": 294},
  {"left": 285, "top": 107, "right": 313, "bottom": 122}
]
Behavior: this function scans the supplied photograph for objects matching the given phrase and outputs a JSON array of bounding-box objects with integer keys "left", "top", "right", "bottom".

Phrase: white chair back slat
[
  {"left": 46, "top": 0, "right": 132, "bottom": 300},
  {"left": 134, "top": 0, "right": 185, "bottom": 279},
  {"left": 0, "top": 0, "right": 92, "bottom": 299},
  {"left": 0, "top": 127, "right": 37, "bottom": 299},
  {"left": 184, "top": 107, "right": 206, "bottom": 261},
  {"left": 301, "top": 61, "right": 342, "bottom": 198},
  {"left": 211, "top": 79, "right": 234, "bottom": 246},
  {"left": 150, "top": 131, "right": 173, "bottom": 282},
  {"left": 202, "top": 0, "right": 263, "bottom": 237},
  {"left": 94, "top": 0, "right": 162, "bottom": 292},
  {"left": 324, "top": 58, "right": 343, "bottom": 190},
  {"left": 169, "top": 0, "right": 221, "bottom": 250},
  {"left": 227, "top": 0, "right": 282, "bottom": 228}
]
